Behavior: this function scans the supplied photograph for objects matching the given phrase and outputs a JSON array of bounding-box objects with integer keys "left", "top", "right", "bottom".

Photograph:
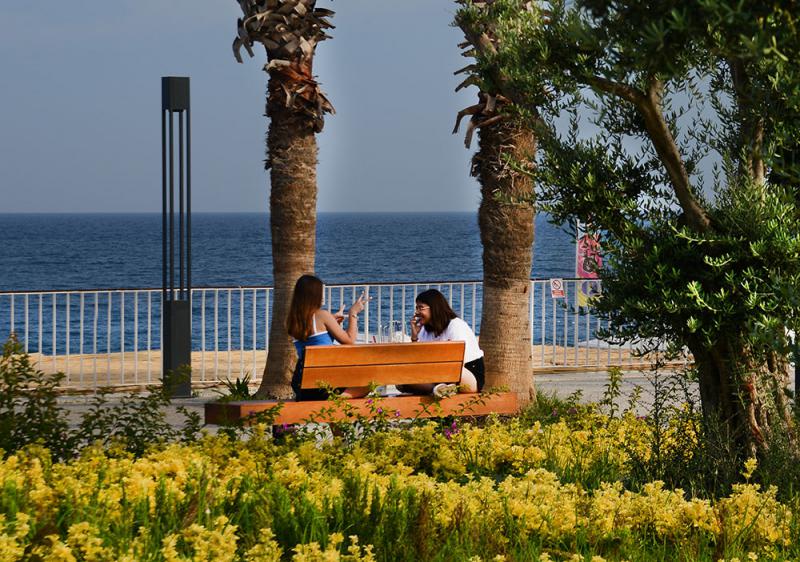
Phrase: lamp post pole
[{"left": 161, "top": 76, "right": 192, "bottom": 398}]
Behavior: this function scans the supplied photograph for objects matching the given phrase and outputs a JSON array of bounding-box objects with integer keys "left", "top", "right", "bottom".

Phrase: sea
[
  {"left": 0, "top": 213, "right": 590, "bottom": 355},
  {"left": 0, "top": 213, "right": 576, "bottom": 292}
]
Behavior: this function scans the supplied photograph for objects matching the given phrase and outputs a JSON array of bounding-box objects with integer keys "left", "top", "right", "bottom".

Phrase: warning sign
[{"left": 549, "top": 278, "right": 565, "bottom": 299}]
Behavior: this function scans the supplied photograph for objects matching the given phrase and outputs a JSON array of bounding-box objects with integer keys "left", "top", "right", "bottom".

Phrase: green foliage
[
  {"left": 0, "top": 335, "right": 71, "bottom": 460},
  {"left": 4, "top": 380, "right": 800, "bottom": 560},
  {"left": 455, "top": 0, "right": 800, "bottom": 457},
  {"left": 217, "top": 402, "right": 284, "bottom": 442},
  {"left": 576, "top": 177, "right": 800, "bottom": 353},
  {"left": 214, "top": 373, "right": 255, "bottom": 402},
  {"left": 0, "top": 337, "right": 200, "bottom": 460},
  {"left": 592, "top": 366, "right": 800, "bottom": 500},
  {"left": 73, "top": 377, "right": 202, "bottom": 458}
]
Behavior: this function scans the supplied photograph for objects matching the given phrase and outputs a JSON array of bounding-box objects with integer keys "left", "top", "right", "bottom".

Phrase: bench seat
[
  {"left": 204, "top": 341, "right": 519, "bottom": 425},
  {"left": 205, "top": 392, "right": 518, "bottom": 425}
]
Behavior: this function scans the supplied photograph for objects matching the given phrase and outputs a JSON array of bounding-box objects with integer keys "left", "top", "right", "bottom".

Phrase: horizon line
[{"left": 0, "top": 210, "right": 485, "bottom": 215}]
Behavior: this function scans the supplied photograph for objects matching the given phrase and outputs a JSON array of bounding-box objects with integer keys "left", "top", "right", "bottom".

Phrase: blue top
[
  {"left": 293, "top": 330, "right": 335, "bottom": 362},
  {"left": 291, "top": 314, "right": 336, "bottom": 396}
]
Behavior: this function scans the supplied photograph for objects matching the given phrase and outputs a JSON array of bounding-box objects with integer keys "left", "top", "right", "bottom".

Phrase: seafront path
[{"left": 57, "top": 365, "right": 787, "bottom": 428}]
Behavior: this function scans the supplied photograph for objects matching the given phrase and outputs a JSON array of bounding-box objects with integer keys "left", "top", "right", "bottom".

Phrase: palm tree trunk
[
  {"left": 473, "top": 120, "right": 537, "bottom": 406},
  {"left": 256, "top": 76, "right": 319, "bottom": 399}
]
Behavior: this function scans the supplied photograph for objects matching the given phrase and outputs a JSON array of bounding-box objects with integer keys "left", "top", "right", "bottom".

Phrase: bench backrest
[{"left": 300, "top": 341, "right": 466, "bottom": 389}]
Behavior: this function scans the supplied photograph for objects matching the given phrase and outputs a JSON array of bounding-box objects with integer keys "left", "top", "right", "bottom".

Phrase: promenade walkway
[{"left": 57, "top": 366, "right": 739, "bottom": 428}]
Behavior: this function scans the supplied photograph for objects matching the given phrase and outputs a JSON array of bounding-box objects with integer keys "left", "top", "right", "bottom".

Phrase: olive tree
[{"left": 479, "top": 0, "right": 800, "bottom": 460}]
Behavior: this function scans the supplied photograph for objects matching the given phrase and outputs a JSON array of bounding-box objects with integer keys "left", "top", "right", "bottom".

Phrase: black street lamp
[{"left": 161, "top": 76, "right": 192, "bottom": 398}]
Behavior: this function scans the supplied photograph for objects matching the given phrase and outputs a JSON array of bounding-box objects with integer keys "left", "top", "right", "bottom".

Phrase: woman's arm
[
  {"left": 319, "top": 310, "right": 357, "bottom": 344},
  {"left": 319, "top": 294, "right": 365, "bottom": 345}
]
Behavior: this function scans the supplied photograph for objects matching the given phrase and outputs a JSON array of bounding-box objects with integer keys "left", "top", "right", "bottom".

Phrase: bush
[
  {"left": 0, "top": 411, "right": 797, "bottom": 560},
  {"left": 0, "top": 336, "right": 200, "bottom": 460},
  {"left": 72, "top": 370, "right": 202, "bottom": 457},
  {"left": 0, "top": 335, "right": 71, "bottom": 459}
]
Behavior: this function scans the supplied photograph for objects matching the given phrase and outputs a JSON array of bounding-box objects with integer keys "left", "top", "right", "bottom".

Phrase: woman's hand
[
  {"left": 348, "top": 292, "right": 369, "bottom": 317},
  {"left": 334, "top": 304, "right": 346, "bottom": 324},
  {"left": 409, "top": 314, "right": 422, "bottom": 341}
]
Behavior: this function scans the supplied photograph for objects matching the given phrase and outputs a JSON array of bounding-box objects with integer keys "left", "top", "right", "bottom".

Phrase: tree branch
[
  {"left": 587, "top": 76, "right": 644, "bottom": 105},
  {"left": 590, "top": 75, "right": 711, "bottom": 232},
  {"left": 730, "top": 58, "right": 766, "bottom": 184}
]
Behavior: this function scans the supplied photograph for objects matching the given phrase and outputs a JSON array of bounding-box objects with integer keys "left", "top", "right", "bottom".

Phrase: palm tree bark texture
[
  {"left": 454, "top": 0, "right": 538, "bottom": 405},
  {"left": 474, "top": 121, "right": 536, "bottom": 405},
  {"left": 233, "top": 0, "right": 335, "bottom": 398}
]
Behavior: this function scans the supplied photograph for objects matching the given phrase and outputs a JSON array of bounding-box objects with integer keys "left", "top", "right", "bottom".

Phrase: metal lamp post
[{"left": 161, "top": 76, "right": 192, "bottom": 398}]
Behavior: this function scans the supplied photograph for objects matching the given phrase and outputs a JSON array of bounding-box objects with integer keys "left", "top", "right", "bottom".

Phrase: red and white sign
[{"left": 550, "top": 278, "right": 565, "bottom": 299}]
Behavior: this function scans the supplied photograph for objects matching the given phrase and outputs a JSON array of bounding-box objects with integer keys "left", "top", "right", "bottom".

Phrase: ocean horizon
[{"left": 0, "top": 212, "right": 577, "bottom": 292}]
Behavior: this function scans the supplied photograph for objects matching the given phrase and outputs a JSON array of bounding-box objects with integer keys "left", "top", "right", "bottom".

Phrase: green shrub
[
  {"left": 0, "top": 335, "right": 71, "bottom": 459},
  {"left": 0, "top": 336, "right": 200, "bottom": 460},
  {"left": 214, "top": 373, "right": 255, "bottom": 402},
  {"left": 72, "top": 373, "right": 201, "bottom": 457}
]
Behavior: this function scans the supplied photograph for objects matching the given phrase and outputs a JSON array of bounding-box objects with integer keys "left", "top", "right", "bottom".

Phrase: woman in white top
[{"left": 404, "top": 289, "right": 485, "bottom": 396}]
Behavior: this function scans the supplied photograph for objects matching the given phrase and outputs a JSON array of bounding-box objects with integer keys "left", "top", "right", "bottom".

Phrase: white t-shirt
[{"left": 418, "top": 317, "right": 484, "bottom": 363}]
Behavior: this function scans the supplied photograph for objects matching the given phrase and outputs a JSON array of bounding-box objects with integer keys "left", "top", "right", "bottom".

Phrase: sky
[{"left": 0, "top": 1, "right": 478, "bottom": 213}]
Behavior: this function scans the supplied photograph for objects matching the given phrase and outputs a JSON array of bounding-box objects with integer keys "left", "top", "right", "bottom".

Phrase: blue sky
[{"left": 0, "top": 1, "right": 478, "bottom": 213}]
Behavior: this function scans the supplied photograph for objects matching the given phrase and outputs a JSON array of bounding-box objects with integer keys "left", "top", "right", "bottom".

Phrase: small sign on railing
[{"left": 549, "top": 278, "right": 565, "bottom": 299}]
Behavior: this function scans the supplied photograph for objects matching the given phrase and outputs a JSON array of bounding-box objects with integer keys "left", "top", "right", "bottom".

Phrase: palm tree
[
  {"left": 233, "top": 0, "right": 335, "bottom": 398},
  {"left": 454, "top": 0, "right": 539, "bottom": 405}
]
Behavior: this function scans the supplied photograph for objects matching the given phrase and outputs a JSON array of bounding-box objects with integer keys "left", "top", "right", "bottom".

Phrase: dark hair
[
  {"left": 287, "top": 275, "right": 323, "bottom": 340},
  {"left": 416, "top": 289, "right": 457, "bottom": 337}
]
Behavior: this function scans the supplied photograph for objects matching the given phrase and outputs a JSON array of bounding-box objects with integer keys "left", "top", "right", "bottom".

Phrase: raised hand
[
  {"left": 409, "top": 313, "right": 422, "bottom": 341},
  {"left": 349, "top": 292, "right": 370, "bottom": 317},
  {"left": 334, "top": 304, "right": 346, "bottom": 324}
]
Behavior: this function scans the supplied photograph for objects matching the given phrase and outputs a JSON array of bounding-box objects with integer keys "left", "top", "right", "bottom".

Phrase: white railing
[{"left": 0, "top": 280, "right": 656, "bottom": 390}]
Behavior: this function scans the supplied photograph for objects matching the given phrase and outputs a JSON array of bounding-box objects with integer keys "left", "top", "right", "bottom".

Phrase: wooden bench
[{"left": 205, "top": 341, "right": 519, "bottom": 425}]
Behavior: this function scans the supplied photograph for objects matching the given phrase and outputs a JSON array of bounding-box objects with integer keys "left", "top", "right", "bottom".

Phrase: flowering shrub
[{"left": 0, "top": 409, "right": 797, "bottom": 561}]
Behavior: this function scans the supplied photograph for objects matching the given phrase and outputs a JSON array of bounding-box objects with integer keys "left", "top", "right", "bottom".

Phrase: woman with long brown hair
[
  {"left": 288, "top": 274, "right": 369, "bottom": 400},
  {"left": 403, "top": 288, "right": 484, "bottom": 397}
]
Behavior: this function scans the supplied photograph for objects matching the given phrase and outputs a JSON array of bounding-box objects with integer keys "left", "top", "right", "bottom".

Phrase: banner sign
[
  {"left": 578, "top": 279, "right": 602, "bottom": 307},
  {"left": 576, "top": 223, "right": 602, "bottom": 307}
]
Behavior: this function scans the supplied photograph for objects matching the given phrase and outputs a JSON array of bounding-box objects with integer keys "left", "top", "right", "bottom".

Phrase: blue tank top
[
  {"left": 293, "top": 331, "right": 336, "bottom": 362},
  {"left": 291, "top": 315, "right": 335, "bottom": 395}
]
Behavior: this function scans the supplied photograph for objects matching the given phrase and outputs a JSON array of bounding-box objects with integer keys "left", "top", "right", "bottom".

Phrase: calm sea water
[
  {"left": 0, "top": 213, "right": 575, "bottom": 292},
  {"left": 0, "top": 213, "right": 590, "bottom": 354}
]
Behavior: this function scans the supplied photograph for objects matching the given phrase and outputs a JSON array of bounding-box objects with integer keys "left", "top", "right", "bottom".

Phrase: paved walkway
[{"left": 56, "top": 367, "right": 797, "bottom": 428}]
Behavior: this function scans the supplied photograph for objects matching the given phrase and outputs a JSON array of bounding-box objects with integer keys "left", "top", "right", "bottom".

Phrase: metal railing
[{"left": 0, "top": 280, "right": 656, "bottom": 390}]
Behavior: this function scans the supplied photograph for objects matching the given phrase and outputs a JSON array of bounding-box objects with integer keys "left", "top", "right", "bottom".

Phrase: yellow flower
[
  {"left": 290, "top": 533, "right": 375, "bottom": 561},
  {"left": 716, "top": 484, "right": 793, "bottom": 547},
  {"left": 161, "top": 515, "right": 238, "bottom": 561},
  {"left": 742, "top": 457, "right": 758, "bottom": 481},
  {"left": 33, "top": 535, "right": 77, "bottom": 562},
  {"left": 66, "top": 522, "right": 113, "bottom": 562},
  {"left": 0, "top": 513, "right": 30, "bottom": 562},
  {"left": 244, "top": 528, "right": 283, "bottom": 562}
]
